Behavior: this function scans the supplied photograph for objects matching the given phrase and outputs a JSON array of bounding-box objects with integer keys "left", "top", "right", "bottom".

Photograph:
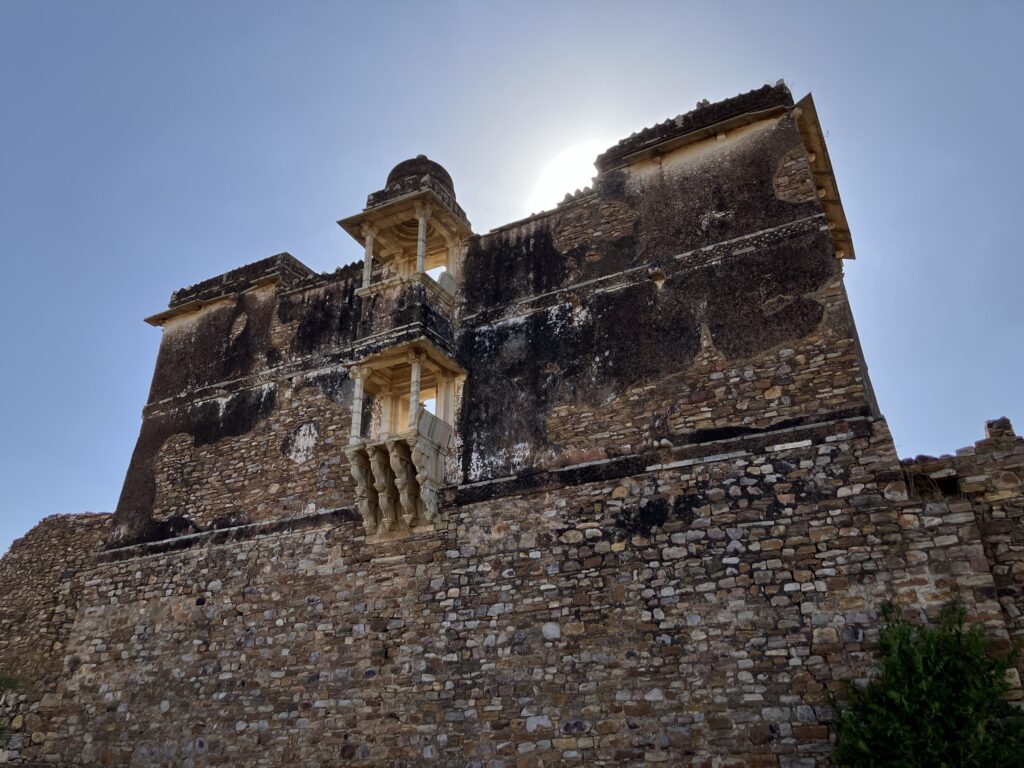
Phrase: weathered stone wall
[
  {"left": 8, "top": 417, "right": 1009, "bottom": 767},
  {"left": 151, "top": 377, "right": 355, "bottom": 529},
  {"left": 456, "top": 104, "right": 874, "bottom": 486},
  {"left": 901, "top": 417, "right": 1024, "bottom": 659},
  {"left": 112, "top": 84, "right": 874, "bottom": 552},
  {"left": 0, "top": 513, "right": 111, "bottom": 765},
  {"left": 1, "top": 82, "right": 1020, "bottom": 766},
  {"left": 114, "top": 256, "right": 462, "bottom": 546}
]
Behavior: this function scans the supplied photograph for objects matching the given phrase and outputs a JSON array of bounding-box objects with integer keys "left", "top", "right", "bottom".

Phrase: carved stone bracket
[
  {"left": 346, "top": 408, "right": 452, "bottom": 536},
  {"left": 387, "top": 437, "right": 419, "bottom": 527},
  {"left": 344, "top": 445, "right": 379, "bottom": 534}
]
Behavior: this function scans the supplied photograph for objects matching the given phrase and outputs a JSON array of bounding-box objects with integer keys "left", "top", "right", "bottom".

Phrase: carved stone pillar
[
  {"left": 415, "top": 204, "right": 429, "bottom": 274},
  {"left": 379, "top": 395, "right": 393, "bottom": 439},
  {"left": 447, "top": 239, "right": 458, "bottom": 277},
  {"left": 438, "top": 376, "right": 455, "bottom": 425},
  {"left": 349, "top": 367, "right": 365, "bottom": 445},
  {"left": 361, "top": 225, "right": 376, "bottom": 289},
  {"left": 408, "top": 352, "right": 423, "bottom": 430}
]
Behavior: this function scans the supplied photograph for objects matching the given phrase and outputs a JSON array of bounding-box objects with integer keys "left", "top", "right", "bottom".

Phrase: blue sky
[{"left": 1, "top": 1, "right": 1022, "bottom": 555}]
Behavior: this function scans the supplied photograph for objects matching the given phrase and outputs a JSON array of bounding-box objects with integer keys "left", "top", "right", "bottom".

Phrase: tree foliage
[{"left": 832, "top": 604, "right": 1024, "bottom": 767}]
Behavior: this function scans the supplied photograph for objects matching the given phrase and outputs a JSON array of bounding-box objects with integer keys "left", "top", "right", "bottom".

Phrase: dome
[{"left": 385, "top": 155, "right": 455, "bottom": 196}]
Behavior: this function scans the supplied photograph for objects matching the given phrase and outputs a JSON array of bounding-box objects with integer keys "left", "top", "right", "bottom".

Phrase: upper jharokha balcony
[
  {"left": 338, "top": 157, "right": 472, "bottom": 541},
  {"left": 337, "top": 154, "right": 473, "bottom": 305}
]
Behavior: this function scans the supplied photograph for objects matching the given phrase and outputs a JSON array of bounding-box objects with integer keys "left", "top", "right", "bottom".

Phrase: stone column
[
  {"left": 362, "top": 226, "right": 375, "bottom": 288},
  {"left": 379, "top": 395, "right": 392, "bottom": 438},
  {"left": 439, "top": 376, "right": 455, "bottom": 424},
  {"left": 349, "top": 367, "right": 365, "bottom": 444},
  {"left": 408, "top": 353, "right": 422, "bottom": 430},
  {"left": 447, "top": 240, "right": 458, "bottom": 276},
  {"left": 415, "top": 205, "right": 429, "bottom": 274}
]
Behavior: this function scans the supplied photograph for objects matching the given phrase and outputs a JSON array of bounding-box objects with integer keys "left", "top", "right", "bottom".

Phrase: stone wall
[
  {"left": 4, "top": 416, "right": 1011, "bottom": 767},
  {"left": 457, "top": 109, "right": 873, "bottom": 485},
  {"left": 901, "top": 417, "right": 1024, "bottom": 660},
  {"left": 151, "top": 376, "right": 355, "bottom": 530},
  {"left": 113, "top": 84, "right": 874, "bottom": 546},
  {"left": 1, "top": 82, "right": 1020, "bottom": 766},
  {"left": 0, "top": 513, "right": 111, "bottom": 765}
]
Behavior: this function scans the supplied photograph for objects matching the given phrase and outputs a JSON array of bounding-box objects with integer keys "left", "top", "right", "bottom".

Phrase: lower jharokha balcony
[{"left": 344, "top": 340, "right": 464, "bottom": 537}]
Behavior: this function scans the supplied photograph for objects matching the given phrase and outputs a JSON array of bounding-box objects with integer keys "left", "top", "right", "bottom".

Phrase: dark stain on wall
[
  {"left": 111, "top": 386, "right": 277, "bottom": 546},
  {"left": 279, "top": 277, "right": 454, "bottom": 359},
  {"left": 456, "top": 227, "right": 836, "bottom": 482},
  {"left": 695, "top": 230, "right": 836, "bottom": 359},
  {"left": 463, "top": 228, "right": 567, "bottom": 312},
  {"left": 456, "top": 276, "right": 705, "bottom": 479},
  {"left": 613, "top": 497, "right": 671, "bottom": 537},
  {"left": 192, "top": 386, "right": 277, "bottom": 447},
  {"left": 303, "top": 368, "right": 351, "bottom": 405},
  {"left": 632, "top": 117, "right": 819, "bottom": 264},
  {"left": 149, "top": 291, "right": 279, "bottom": 403},
  {"left": 279, "top": 277, "right": 363, "bottom": 355}
]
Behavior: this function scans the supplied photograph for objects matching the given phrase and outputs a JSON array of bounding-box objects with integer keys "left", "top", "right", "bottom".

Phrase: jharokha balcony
[{"left": 344, "top": 341, "right": 463, "bottom": 537}]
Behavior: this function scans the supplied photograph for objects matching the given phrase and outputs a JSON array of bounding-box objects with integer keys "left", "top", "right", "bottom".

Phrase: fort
[{"left": 1, "top": 82, "right": 1022, "bottom": 766}]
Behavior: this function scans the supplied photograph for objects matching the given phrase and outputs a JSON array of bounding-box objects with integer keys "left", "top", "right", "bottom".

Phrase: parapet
[
  {"left": 146, "top": 252, "right": 316, "bottom": 326},
  {"left": 595, "top": 82, "right": 794, "bottom": 171}
]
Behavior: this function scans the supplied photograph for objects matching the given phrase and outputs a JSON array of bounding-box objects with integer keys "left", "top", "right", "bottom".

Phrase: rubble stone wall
[
  {"left": 150, "top": 376, "right": 355, "bottom": 530},
  {"left": 901, "top": 417, "right": 1024, "bottom": 656},
  {"left": 0, "top": 514, "right": 111, "bottom": 765},
  {"left": 3, "top": 418, "right": 1013, "bottom": 767},
  {"left": 117, "top": 97, "right": 873, "bottom": 546}
]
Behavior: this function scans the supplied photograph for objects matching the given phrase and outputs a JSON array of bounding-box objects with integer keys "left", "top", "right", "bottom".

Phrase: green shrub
[{"left": 832, "top": 604, "right": 1024, "bottom": 767}]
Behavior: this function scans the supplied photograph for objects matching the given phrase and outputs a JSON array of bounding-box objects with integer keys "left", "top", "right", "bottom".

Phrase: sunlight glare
[{"left": 528, "top": 140, "right": 609, "bottom": 214}]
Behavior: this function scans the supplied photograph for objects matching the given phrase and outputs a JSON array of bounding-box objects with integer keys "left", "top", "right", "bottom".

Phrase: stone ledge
[
  {"left": 453, "top": 409, "right": 878, "bottom": 506},
  {"left": 98, "top": 507, "right": 361, "bottom": 564}
]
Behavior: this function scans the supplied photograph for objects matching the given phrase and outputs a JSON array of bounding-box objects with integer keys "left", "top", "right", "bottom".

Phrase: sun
[{"left": 528, "top": 139, "right": 610, "bottom": 214}]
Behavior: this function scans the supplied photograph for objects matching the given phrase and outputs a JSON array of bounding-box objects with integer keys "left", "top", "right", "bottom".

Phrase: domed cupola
[
  {"left": 338, "top": 154, "right": 472, "bottom": 301},
  {"left": 385, "top": 154, "right": 455, "bottom": 196}
]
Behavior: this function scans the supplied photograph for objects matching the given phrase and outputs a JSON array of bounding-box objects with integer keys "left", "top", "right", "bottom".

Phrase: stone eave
[
  {"left": 143, "top": 275, "right": 279, "bottom": 327},
  {"left": 354, "top": 336, "right": 467, "bottom": 381},
  {"left": 337, "top": 187, "right": 473, "bottom": 245},
  {"left": 603, "top": 104, "right": 792, "bottom": 172},
  {"left": 793, "top": 94, "right": 856, "bottom": 260},
  {"left": 596, "top": 82, "right": 793, "bottom": 171}
]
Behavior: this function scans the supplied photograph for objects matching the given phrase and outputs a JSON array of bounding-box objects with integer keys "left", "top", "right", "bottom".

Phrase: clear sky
[{"left": 1, "top": 1, "right": 1022, "bottom": 556}]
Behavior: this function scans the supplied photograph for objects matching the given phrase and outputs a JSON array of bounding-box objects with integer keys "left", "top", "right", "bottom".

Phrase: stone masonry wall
[
  {"left": 0, "top": 514, "right": 111, "bottom": 765},
  {"left": 901, "top": 417, "right": 1024, "bottom": 664},
  {"left": 456, "top": 111, "right": 873, "bottom": 486},
  {"left": 2, "top": 417, "right": 1005, "bottom": 767},
  {"left": 151, "top": 376, "right": 355, "bottom": 530},
  {"left": 114, "top": 86, "right": 871, "bottom": 549}
]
